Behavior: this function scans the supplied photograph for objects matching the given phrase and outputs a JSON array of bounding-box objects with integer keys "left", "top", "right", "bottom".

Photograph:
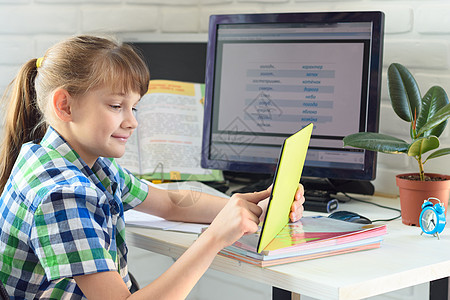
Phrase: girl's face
[{"left": 67, "top": 86, "right": 140, "bottom": 167}]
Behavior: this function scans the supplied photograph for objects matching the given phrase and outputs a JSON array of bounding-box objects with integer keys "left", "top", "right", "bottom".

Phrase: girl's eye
[{"left": 110, "top": 105, "right": 121, "bottom": 110}]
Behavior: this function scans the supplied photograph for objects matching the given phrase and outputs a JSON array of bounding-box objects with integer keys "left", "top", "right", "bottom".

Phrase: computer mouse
[{"left": 328, "top": 210, "right": 372, "bottom": 224}]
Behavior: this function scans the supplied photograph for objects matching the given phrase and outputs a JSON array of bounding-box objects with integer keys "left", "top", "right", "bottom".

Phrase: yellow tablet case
[{"left": 256, "top": 123, "right": 313, "bottom": 253}]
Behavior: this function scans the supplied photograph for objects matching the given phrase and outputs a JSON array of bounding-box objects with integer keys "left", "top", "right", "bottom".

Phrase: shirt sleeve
[
  {"left": 30, "top": 185, "right": 118, "bottom": 281},
  {"left": 115, "top": 161, "right": 149, "bottom": 211}
]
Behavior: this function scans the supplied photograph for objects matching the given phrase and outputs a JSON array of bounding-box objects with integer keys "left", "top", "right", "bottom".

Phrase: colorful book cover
[
  {"left": 220, "top": 242, "right": 382, "bottom": 267},
  {"left": 232, "top": 216, "right": 387, "bottom": 256},
  {"left": 226, "top": 235, "right": 384, "bottom": 261}
]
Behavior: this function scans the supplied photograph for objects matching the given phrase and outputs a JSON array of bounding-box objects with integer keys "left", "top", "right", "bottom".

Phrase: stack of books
[{"left": 220, "top": 216, "right": 387, "bottom": 267}]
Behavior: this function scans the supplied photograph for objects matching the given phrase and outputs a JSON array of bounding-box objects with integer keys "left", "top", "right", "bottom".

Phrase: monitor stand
[
  {"left": 224, "top": 171, "right": 274, "bottom": 194},
  {"left": 223, "top": 172, "right": 374, "bottom": 214},
  {"left": 301, "top": 177, "right": 375, "bottom": 196},
  {"left": 300, "top": 177, "right": 374, "bottom": 213}
]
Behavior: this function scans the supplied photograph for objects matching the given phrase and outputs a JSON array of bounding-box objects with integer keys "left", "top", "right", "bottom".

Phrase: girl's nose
[{"left": 123, "top": 109, "right": 138, "bottom": 129}]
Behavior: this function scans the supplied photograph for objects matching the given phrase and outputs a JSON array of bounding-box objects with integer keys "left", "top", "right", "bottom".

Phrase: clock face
[{"left": 421, "top": 209, "right": 437, "bottom": 232}]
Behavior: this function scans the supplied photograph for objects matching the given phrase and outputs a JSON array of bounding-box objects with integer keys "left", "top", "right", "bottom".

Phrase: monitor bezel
[{"left": 201, "top": 11, "right": 384, "bottom": 181}]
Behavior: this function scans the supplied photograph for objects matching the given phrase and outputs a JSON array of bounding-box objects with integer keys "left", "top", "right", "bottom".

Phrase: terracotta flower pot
[{"left": 396, "top": 173, "right": 450, "bottom": 226}]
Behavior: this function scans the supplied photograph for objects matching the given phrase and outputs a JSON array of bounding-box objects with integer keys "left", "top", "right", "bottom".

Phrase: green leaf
[
  {"left": 343, "top": 132, "right": 409, "bottom": 154},
  {"left": 387, "top": 63, "right": 422, "bottom": 122},
  {"left": 416, "top": 86, "right": 449, "bottom": 138},
  {"left": 425, "top": 147, "right": 450, "bottom": 161},
  {"left": 407, "top": 136, "right": 439, "bottom": 157},
  {"left": 417, "top": 103, "right": 450, "bottom": 137}
]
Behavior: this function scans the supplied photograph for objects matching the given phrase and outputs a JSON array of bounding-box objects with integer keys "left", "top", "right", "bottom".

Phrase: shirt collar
[
  {"left": 39, "top": 126, "right": 95, "bottom": 177},
  {"left": 39, "top": 126, "right": 117, "bottom": 199}
]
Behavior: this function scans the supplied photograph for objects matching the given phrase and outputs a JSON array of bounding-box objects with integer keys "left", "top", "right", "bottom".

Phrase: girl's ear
[{"left": 52, "top": 88, "right": 73, "bottom": 122}]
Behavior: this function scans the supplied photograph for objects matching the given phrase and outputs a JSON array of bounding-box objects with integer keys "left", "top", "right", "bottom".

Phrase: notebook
[{"left": 256, "top": 123, "right": 313, "bottom": 253}]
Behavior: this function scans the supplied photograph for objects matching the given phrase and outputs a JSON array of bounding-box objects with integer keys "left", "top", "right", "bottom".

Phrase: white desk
[{"left": 126, "top": 194, "right": 450, "bottom": 300}]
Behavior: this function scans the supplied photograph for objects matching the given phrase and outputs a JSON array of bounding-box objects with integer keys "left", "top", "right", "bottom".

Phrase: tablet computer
[{"left": 256, "top": 123, "right": 313, "bottom": 253}]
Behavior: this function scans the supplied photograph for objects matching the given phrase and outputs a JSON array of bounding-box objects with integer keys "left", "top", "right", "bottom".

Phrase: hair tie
[{"left": 36, "top": 57, "right": 44, "bottom": 68}]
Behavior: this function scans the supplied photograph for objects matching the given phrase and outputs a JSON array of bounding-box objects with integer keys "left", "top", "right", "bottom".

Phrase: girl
[{"left": 0, "top": 35, "right": 305, "bottom": 299}]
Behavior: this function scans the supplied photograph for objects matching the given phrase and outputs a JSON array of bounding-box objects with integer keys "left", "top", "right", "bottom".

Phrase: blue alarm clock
[{"left": 419, "top": 197, "right": 446, "bottom": 239}]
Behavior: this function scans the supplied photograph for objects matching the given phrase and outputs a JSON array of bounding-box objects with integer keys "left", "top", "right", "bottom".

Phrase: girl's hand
[
  {"left": 289, "top": 184, "right": 305, "bottom": 222},
  {"left": 257, "top": 184, "right": 305, "bottom": 223},
  {"left": 206, "top": 189, "right": 269, "bottom": 249}
]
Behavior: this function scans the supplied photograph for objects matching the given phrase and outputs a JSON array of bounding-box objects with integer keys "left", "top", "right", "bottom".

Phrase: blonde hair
[{"left": 0, "top": 35, "right": 150, "bottom": 192}]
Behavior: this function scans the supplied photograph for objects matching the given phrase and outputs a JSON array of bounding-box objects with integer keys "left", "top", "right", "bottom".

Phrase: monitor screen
[{"left": 201, "top": 11, "right": 384, "bottom": 182}]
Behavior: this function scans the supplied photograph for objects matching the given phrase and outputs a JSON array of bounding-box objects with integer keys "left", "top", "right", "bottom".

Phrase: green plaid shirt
[{"left": 0, "top": 127, "right": 148, "bottom": 299}]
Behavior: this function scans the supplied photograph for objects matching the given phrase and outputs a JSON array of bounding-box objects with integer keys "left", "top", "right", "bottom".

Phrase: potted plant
[{"left": 343, "top": 63, "right": 450, "bottom": 226}]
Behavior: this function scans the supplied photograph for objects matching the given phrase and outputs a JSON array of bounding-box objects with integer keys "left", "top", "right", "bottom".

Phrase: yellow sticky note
[{"left": 170, "top": 171, "right": 181, "bottom": 180}]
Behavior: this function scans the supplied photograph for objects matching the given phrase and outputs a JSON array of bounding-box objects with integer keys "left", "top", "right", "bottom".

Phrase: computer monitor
[
  {"left": 123, "top": 34, "right": 208, "bottom": 83},
  {"left": 201, "top": 11, "right": 384, "bottom": 193}
]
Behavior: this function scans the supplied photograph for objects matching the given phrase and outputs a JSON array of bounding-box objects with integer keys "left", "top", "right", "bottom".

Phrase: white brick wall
[
  {"left": 1, "top": 0, "right": 449, "bottom": 195},
  {"left": 0, "top": 6, "right": 78, "bottom": 34},
  {"left": 81, "top": 6, "right": 159, "bottom": 32}
]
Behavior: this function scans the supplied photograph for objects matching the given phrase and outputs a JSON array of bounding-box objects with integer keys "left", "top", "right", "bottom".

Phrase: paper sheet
[
  {"left": 124, "top": 209, "right": 207, "bottom": 234},
  {"left": 125, "top": 181, "right": 229, "bottom": 234}
]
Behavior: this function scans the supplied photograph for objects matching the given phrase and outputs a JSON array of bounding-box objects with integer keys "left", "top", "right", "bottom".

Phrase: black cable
[
  {"left": 341, "top": 192, "right": 402, "bottom": 223},
  {"left": 321, "top": 178, "right": 402, "bottom": 222}
]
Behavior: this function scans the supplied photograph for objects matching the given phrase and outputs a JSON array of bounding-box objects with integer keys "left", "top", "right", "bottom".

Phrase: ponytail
[{"left": 0, "top": 59, "right": 46, "bottom": 193}]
